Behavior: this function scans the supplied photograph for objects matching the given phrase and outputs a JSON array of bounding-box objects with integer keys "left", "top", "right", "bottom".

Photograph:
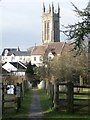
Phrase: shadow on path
[{"left": 28, "top": 89, "right": 43, "bottom": 120}]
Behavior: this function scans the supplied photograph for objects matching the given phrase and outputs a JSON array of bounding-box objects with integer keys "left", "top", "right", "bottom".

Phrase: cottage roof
[
  {"left": 46, "top": 42, "right": 65, "bottom": 54},
  {"left": 2, "top": 67, "right": 10, "bottom": 74},
  {"left": 2, "top": 62, "right": 27, "bottom": 72},
  {"left": 31, "top": 45, "right": 48, "bottom": 55},
  {"left": 2, "top": 48, "right": 31, "bottom": 56},
  {"left": 10, "top": 62, "right": 27, "bottom": 69},
  {"left": 2, "top": 62, "right": 17, "bottom": 72},
  {"left": 9, "top": 51, "right": 31, "bottom": 56},
  {"left": 32, "top": 42, "right": 65, "bottom": 55}
]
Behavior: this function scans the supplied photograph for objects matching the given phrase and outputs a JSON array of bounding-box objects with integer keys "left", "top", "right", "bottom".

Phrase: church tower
[{"left": 41, "top": 3, "right": 60, "bottom": 44}]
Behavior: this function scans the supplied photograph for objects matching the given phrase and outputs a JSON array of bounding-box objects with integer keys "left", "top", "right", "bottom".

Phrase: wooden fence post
[
  {"left": 23, "top": 80, "right": 25, "bottom": 93},
  {"left": 24, "top": 80, "right": 26, "bottom": 92},
  {"left": 51, "top": 84, "right": 54, "bottom": 103},
  {"left": 67, "top": 82, "right": 74, "bottom": 113},
  {"left": 53, "top": 81, "right": 59, "bottom": 110},
  {"left": 20, "top": 83, "right": 23, "bottom": 100},
  {"left": 16, "top": 83, "right": 21, "bottom": 111},
  {"left": 22, "top": 80, "right": 25, "bottom": 97},
  {"left": 80, "top": 75, "right": 83, "bottom": 92}
]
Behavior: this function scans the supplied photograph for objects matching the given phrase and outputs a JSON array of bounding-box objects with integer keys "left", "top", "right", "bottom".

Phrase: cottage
[
  {"left": 31, "top": 42, "right": 66, "bottom": 66},
  {"left": 2, "top": 61, "right": 27, "bottom": 76},
  {"left": 2, "top": 47, "right": 31, "bottom": 64}
]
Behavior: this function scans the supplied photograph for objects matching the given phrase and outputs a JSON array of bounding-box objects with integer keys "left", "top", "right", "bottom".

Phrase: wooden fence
[
  {"left": 58, "top": 82, "right": 90, "bottom": 113},
  {"left": 1, "top": 80, "right": 29, "bottom": 114}
]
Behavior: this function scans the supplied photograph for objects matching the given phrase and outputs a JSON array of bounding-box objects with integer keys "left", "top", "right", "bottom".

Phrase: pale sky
[{"left": 0, "top": 0, "right": 89, "bottom": 54}]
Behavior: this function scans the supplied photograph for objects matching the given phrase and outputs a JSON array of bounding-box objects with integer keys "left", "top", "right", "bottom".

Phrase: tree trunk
[{"left": 50, "top": 84, "right": 54, "bottom": 107}]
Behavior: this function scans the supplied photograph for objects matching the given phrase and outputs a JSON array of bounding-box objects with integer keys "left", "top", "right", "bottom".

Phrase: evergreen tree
[
  {"left": 62, "top": 2, "right": 90, "bottom": 54},
  {"left": 26, "top": 62, "right": 34, "bottom": 75}
]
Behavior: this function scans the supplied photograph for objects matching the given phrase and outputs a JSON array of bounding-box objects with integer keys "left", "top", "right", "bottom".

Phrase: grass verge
[
  {"left": 2, "top": 88, "right": 32, "bottom": 119},
  {"left": 39, "top": 89, "right": 90, "bottom": 119}
]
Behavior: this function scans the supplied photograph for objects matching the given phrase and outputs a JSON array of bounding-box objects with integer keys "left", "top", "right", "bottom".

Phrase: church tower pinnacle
[
  {"left": 42, "top": 3, "right": 45, "bottom": 14},
  {"left": 41, "top": 3, "right": 60, "bottom": 44}
]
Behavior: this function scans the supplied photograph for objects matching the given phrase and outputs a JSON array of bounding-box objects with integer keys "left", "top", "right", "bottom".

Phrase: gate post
[
  {"left": 67, "top": 82, "right": 74, "bottom": 113},
  {"left": 53, "top": 81, "right": 59, "bottom": 110}
]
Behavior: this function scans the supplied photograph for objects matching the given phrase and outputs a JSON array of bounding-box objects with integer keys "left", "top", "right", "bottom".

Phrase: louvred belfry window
[
  {"left": 44, "top": 21, "right": 46, "bottom": 40},
  {"left": 47, "top": 21, "right": 50, "bottom": 40}
]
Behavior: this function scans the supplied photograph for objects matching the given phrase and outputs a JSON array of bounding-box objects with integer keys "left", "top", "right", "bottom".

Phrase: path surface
[{"left": 28, "top": 89, "right": 43, "bottom": 120}]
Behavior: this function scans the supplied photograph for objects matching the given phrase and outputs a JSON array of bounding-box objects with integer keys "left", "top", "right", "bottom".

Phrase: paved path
[{"left": 28, "top": 89, "right": 43, "bottom": 120}]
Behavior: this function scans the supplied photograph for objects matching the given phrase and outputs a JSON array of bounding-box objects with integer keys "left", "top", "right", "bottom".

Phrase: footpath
[{"left": 28, "top": 89, "right": 43, "bottom": 120}]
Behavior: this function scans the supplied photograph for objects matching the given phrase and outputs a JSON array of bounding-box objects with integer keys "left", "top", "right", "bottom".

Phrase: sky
[{"left": 0, "top": 0, "right": 89, "bottom": 54}]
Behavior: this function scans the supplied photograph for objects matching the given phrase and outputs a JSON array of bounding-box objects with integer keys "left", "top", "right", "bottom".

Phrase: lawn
[
  {"left": 39, "top": 89, "right": 90, "bottom": 119},
  {"left": 2, "top": 88, "right": 32, "bottom": 119}
]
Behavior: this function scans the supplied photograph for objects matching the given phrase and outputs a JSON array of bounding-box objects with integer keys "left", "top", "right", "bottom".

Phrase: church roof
[{"left": 32, "top": 42, "right": 65, "bottom": 55}]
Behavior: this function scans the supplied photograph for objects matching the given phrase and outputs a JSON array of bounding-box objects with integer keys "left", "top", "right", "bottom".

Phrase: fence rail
[
  {"left": 4, "top": 99, "right": 15, "bottom": 102},
  {"left": 74, "top": 92, "right": 90, "bottom": 95},
  {"left": 74, "top": 98, "right": 90, "bottom": 101},
  {"left": 59, "top": 91, "right": 67, "bottom": 94},
  {"left": 58, "top": 82, "right": 90, "bottom": 113},
  {"left": 74, "top": 85, "right": 90, "bottom": 88}
]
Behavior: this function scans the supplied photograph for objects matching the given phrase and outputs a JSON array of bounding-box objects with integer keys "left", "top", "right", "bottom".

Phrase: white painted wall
[
  {"left": 31, "top": 55, "right": 43, "bottom": 67},
  {"left": 13, "top": 72, "right": 25, "bottom": 76},
  {"left": 2, "top": 55, "right": 31, "bottom": 63},
  {"left": 48, "top": 52, "right": 54, "bottom": 60},
  {"left": 38, "top": 80, "right": 45, "bottom": 89}
]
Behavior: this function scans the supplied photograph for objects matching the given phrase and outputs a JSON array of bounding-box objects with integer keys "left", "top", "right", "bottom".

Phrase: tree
[
  {"left": 25, "top": 62, "right": 34, "bottom": 82},
  {"left": 35, "top": 44, "right": 88, "bottom": 109},
  {"left": 35, "top": 53, "right": 52, "bottom": 93},
  {"left": 62, "top": 2, "right": 90, "bottom": 54},
  {"left": 26, "top": 62, "right": 34, "bottom": 75},
  {"left": 35, "top": 65, "right": 47, "bottom": 80}
]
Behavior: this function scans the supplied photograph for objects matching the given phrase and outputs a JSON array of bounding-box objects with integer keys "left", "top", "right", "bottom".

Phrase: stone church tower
[{"left": 41, "top": 3, "right": 60, "bottom": 44}]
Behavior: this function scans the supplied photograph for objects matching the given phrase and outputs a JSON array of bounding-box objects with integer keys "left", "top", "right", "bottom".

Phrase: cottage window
[
  {"left": 34, "top": 57, "right": 36, "bottom": 61},
  {"left": 40, "top": 56, "right": 43, "bottom": 61},
  {"left": 20, "top": 57, "right": 22, "bottom": 60}
]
